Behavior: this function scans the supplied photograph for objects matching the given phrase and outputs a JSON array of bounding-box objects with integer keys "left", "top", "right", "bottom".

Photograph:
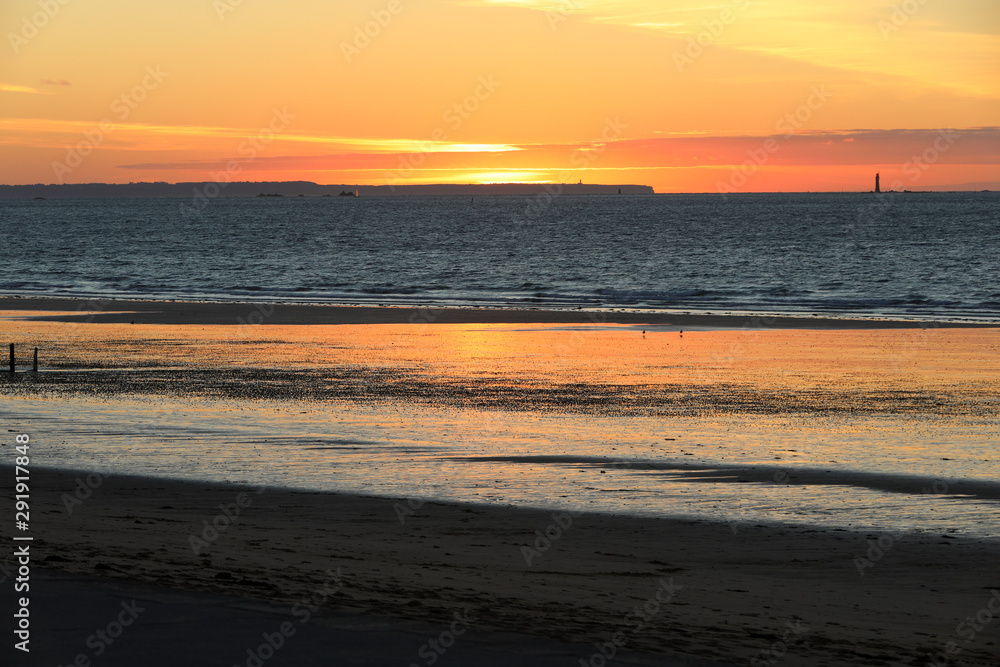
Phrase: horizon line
[{"left": 1, "top": 180, "right": 998, "bottom": 196}]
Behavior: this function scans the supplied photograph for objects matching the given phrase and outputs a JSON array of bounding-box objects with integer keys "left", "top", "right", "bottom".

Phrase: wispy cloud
[
  {"left": 42, "top": 79, "right": 71, "bottom": 86},
  {"left": 0, "top": 83, "right": 52, "bottom": 95},
  {"left": 0, "top": 118, "right": 523, "bottom": 154},
  {"left": 461, "top": 0, "right": 999, "bottom": 98},
  {"left": 113, "top": 128, "right": 1000, "bottom": 175}
]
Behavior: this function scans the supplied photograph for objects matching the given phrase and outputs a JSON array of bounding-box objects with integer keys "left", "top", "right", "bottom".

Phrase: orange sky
[{"left": 1, "top": 0, "right": 998, "bottom": 192}]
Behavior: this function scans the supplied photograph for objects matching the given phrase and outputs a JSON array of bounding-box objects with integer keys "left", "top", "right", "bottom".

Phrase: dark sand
[
  {"left": 1, "top": 296, "right": 992, "bottom": 328},
  {"left": 17, "top": 569, "right": 727, "bottom": 667},
  {"left": 4, "top": 466, "right": 997, "bottom": 667}
]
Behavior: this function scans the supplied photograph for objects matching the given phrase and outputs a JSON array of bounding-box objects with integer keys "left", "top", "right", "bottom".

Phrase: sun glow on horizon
[
  {"left": 469, "top": 170, "right": 550, "bottom": 184},
  {"left": 0, "top": 0, "right": 996, "bottom": 191}
]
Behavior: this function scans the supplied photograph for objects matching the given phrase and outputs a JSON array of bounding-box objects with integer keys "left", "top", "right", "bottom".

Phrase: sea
[
  {"left": 1, "top": 192, "right": 999, "bottom": 320},
  {"left": 2, "top": 192, "right": 999, "bottom": 539}
]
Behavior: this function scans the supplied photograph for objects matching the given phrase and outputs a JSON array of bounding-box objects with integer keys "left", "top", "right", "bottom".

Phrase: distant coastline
[{"left": 0, "top": 181, "right": 655, "bottom": 199}]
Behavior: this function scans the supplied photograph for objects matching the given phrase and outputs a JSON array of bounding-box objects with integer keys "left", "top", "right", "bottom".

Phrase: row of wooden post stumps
[{"left": 8, "top": 344, "right": 38, "bottom": 373}]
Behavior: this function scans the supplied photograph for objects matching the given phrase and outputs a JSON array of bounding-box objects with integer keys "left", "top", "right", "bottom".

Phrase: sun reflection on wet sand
[
  {"left": 1, "top": 313, "right": 997, "bottom": 537},
  {"left": 2, "top": 315, "right": 998, "bottom": 392}
]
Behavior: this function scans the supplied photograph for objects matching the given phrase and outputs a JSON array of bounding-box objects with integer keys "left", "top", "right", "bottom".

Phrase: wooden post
[
  {"left": 33, "top": 347, "right": 38, "bottom": 372},
  {"left": 8, "top": 343, "right": 13, "bottom": 374}
]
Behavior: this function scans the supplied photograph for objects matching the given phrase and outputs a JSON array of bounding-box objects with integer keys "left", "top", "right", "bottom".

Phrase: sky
[{"left": 1, "top": 0, "right": 998, "bottom": 192}]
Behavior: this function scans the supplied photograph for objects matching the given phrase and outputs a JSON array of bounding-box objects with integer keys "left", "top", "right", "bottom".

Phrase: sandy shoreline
[
  {"left": 8, "top": 465, "right": 998, "bottom": 666},
  {"left": 1, "top": 295, "right": 994, "bottom": 328},
  {"left": 2, "top": 298, "right": 998, "bottom": 664}
]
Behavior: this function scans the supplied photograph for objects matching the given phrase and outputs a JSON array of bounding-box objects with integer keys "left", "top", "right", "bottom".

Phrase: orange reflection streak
[{"left": 2, "top": 315, "right": 996, "bottom": 402}]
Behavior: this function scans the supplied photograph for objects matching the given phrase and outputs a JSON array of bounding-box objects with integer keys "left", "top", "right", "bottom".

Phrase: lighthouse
[{"left": 875, "top": 172, "right": 880, "bottom": 193}]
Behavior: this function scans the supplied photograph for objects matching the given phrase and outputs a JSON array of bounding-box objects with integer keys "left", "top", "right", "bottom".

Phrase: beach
[
  {"left": 2, "top": 298, "right": 999, "bottom": 666},
  {"left": 7, "top": 466, "right": 998, "bottom": 667}
]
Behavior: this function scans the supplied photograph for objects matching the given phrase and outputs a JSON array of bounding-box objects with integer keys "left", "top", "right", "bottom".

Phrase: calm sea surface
[{"left": 2, "top": 192, "right": 998, "bottom": 320}]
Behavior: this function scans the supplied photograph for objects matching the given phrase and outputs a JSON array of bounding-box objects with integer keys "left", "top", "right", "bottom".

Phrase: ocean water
[{"left": 1, "top": 192, "right": 999, "bottom": 320}]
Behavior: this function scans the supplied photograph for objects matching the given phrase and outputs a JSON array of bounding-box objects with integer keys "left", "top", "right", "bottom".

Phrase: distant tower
[{"left": 875, "top": 172, "right": 880, "bottom": 193}]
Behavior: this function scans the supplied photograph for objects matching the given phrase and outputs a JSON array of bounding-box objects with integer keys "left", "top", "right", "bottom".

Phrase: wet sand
[
  {"left": 2, "top": 301, "right": 998, "bottom": 418},
  {"left": 7, "top": 466, "right": 998, "bottom": 667}
]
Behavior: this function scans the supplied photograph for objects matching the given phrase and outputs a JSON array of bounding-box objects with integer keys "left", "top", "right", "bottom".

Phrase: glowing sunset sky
[{"left": 1, "top": 0, "right": 998, "bottom": 191}]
